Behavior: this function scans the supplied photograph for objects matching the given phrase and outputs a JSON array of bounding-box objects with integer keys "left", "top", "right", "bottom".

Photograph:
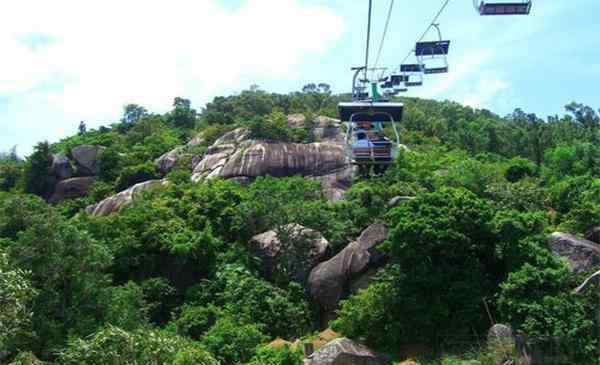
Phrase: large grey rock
[
  {"left": 50, "top": 153, "right": 73, "bottom": 180},
  {"left": 548, "top": 232, "right": 600, "bottom": 274},
  {"left": 49, "top": 177, "right": 95, "bottom": 203},
  {"left": 313, "top": 116, "right": 344, "bottom": 143},
  {"left": 191, "top": 122, "right": 352, "bottom": 200},
  {"left": 87, "top": 179, "right": 169, "bottom": 216},
  {"left": 71, "top": 145, "right": 106, "bottom": 175},
  {"left": 488, "top": 324, "right": 514, "bottom": 346},
  {"left": 584, "top": 226, "right": 600, "bottom": 245},
  {"left": 155, "top": 147, "right": 184, "bottom": 175},
  {"left": 250, "top": 224, "right": 330, "bottom": 282},
  {"left": 304, "top": 338, "right": 387, "bottom": 365},
  {"left": 220, "top": 142, "right": 347, "bottom": 178},
  {"left": 308, "top": 224, "right": 388, "bottom": 312}
]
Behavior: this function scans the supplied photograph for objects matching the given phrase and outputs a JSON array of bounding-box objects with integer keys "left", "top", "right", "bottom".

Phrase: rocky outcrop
[
  {"left": 250, "top": 224, "right": 330, "bottom": 282},
  {"left": 50, "top": 153, "right": 73, "bottom": 180},
  {"left": 87, "top": 179, "right": 169, "bottom": 216},
  {"left": 313, "top": 116, "right": 344, "bottom": 143},
  {"left": 584, "top": 226, "right": 600, "bottom": 245},
  {"left": 71, "top": 145, "right": 106, "bottom": 175},
  {"left": 548, "top": 232, "right": 600, "bottom": 274},
  {"left": 304, "top": 338, "right": 388, "bottom": 365},
  {"left": 220, "top": 142, "right": 347, "bottom": 179},
  {"left": 308, "top": 223, "right": 388, "bottom": 313},
  {"left": 190, "top": 123, "right": 353, "bottom": 200},
  {"left": 49, "top": 177, "right": 95, "bottom": 203},
  {"left": 155, "top": 132, "right": 207, "bottom": 175},
  {"left": 155, "top": 147, "right": 185, "bottom": 175}
]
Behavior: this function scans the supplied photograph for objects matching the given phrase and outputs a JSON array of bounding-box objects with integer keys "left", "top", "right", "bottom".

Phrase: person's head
[{"left": 357, "top": 132, "right": 367, "bottom": 140}]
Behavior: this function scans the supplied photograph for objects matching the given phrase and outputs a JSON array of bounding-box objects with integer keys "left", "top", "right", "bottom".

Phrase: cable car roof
[
  {"left": 478, "top": 1, "right": 532, "bottom": 15},
  {"left": 338, "top": 102, "right": 404, "bottom": 123},
  {"left": 400, "top": 64, "right": 424, "bottom": 73},
  {"left": 415, "top": 40, "right": 450, "bottom": 56}
]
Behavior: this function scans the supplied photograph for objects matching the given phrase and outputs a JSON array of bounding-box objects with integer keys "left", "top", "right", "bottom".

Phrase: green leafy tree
[
  {"left": 168, "top": 97, "right": 197, "bottom": 129},
  {"left": 0, "top": 250, "right": 37, "bottom": 354},
  {"left": 9, "top": 216, "right": 112, "bottom": 356},
  {"left": 23, "top": 142, "right": 54, "bottom": 198}
]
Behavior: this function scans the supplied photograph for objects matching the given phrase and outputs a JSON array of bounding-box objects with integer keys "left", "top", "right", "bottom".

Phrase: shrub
[
  {"left": 249, "top": 110, "right": 293, "bottom": 142},
  {"left": 59, "top": 326, "right": 192, "bottom": 365},
  {"left": 102, "top": 281, "right": 148, "bottom": 331},
  {"left": 248, "top": 345, "right": 303, "bottom": 365},
  {"left": 504, "top": 157, "right": 537, "bottom": 182},
  {"left": 200, "top": 316, "right": 267, "bottom": 365},
  {"left": 172, "top": 346, "right": 220, "bottom": 365},
  {"left": 173, "top": 304, "right": 220, "bottom": 340},
  {"left": 498, "top": 263, "right": 597, "bottom": 364},
  {"left": 115, "top": 161, "right": 159, "bottom": 191}
]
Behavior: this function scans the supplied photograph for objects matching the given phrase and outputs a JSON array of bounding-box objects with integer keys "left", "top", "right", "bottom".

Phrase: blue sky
[{"left": 1, "top": 0, "right": 599, "bottom": 155}]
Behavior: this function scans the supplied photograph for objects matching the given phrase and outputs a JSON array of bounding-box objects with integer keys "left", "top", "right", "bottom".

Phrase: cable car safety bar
[{"left": 415, "top": 24, "right": 450, "bottom": 74}]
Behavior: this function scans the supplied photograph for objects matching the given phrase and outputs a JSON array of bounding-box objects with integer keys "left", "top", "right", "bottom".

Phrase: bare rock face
[
  {"left": 584, "top": 226, "right": 600, "bottom": 245},
  {"left": 87, "top": 179, "right": 169, "bottom": 216},
  {"left": 250, "top": 224, "right": 330, "bottom": 282},
  {"left": 488, "top": 324, "right": 514, "bottom": 346},
  {"left": 220, "top": 142, "right": 347, "bottom": 179},
  {"left": 50, "top": 153, "right": 73, "bottom": 180},
  {"left": 548, "top": 232, "right": 600, "bottom": 274},
  {"left": 313, "top": 116, "right": 344, "bottom": 143},
  {"left": 304, "top": 338, "right": 388, "bottom": 365},
  {"left": 49, "top": 177, "right": 95, "bottom": 203},
  {"left": 308, "top": 224, "right": 388, "bottom": 312},
  {"left": 191, "top": 122, "right": 352, "bottom": 200},
  {"left": 71, "top": 145, "right": 106, "bottom": 175},
  {"left": 155, "top": 147, "right": 185, "bottom": 175}
]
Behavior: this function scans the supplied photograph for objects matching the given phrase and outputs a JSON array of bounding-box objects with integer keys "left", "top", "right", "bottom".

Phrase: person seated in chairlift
[{"left": 353, "top": 132, "right": 375, "bottom": 149}]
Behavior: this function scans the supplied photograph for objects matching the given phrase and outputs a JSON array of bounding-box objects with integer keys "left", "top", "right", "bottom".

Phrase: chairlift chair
[
  {"left": 338, "top": 101, "right": 403, "bottom": 170},
  {"left": 400, "top": 64, "right": 424, "bottom": 87},
  {"left": 390, "top": 75, "right": 409, "bottom": 93},
  {"left": 415, "top": 24, "right": 450, "bottom": 74},
  {"left": 475, "top": 0, "right": 532, "bottom": 15}
]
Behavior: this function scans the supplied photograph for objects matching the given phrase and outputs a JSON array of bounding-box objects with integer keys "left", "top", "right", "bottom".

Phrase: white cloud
[{"left": 0, "top": 0, "right": 344, "bottom": 125}]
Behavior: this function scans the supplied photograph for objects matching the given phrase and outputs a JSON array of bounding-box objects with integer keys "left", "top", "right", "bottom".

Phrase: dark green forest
[{"left": 0, "top": 87, "right": 598, "bottom": 365}]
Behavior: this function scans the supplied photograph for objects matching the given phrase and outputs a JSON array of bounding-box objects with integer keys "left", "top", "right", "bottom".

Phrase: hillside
[{"left": 0, "top": 88, "right": 599, "bottom": 365}]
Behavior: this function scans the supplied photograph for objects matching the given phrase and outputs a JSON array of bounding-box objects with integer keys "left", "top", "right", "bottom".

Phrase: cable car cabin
[
  {"left": 338, "top": 102, "right": 403, "bottom": 170},
  {"left": 416, "top": 40, "right": 450, "bottom": 74},
  {"left": 477, "top": 1, "right": 532, "bottom": 15}
]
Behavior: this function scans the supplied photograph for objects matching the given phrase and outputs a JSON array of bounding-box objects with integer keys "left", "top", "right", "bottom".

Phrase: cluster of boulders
[
  {"left": 48, "top": 145, "right": 106, "bottom": 203},
  {"left": 249, "top": 223, "right": 389, "bottom": 324},
  {"left": 152, "top": 114, "right": 353, "bottom": 201}
]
